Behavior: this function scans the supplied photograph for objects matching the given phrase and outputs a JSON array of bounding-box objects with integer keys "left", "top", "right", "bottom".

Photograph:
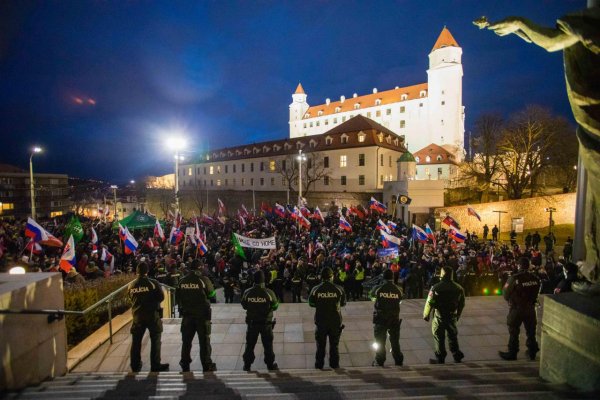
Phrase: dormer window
[
  {"left": 393, "top": 138, "right": 399, "bottom": 146},
  {"left": 284, "top": 143, "right": 292, "bottom": 150},
  {"left": 375, "top": 99, "right": 382, "bottom": 106},
  {"left": 401, "top": 94, "right": 408, "bottom": 100},
  {"left": 296, "top": 141, "right": 304, "bottom": 149},
  {"left": 236, "top": 149, "right": 242, "bottom": 155},
  {"left": 437, "top": 155, "right": 443, "bottom": 161},
  {"left": 253, "top": 147, "right": 260, "bottom": 154},
  {"left": 354, "top": 103, "right": 360, "bottom": 109},
  {"left": 426, "top": 156, "right": 431, "bottom": 163},
  {"left": 325, "top": 136, "right": 333, "bottom": 145},
  {"left": 415, "top": 156, "right": 420, "bottom": 162},
  {"left": 420, "top": 90, "right": 427, "bottom": 98},
  {"left": 377, "top": 133, "right": 384, "bottom": 143},
  {"left": 386, "top": 135, "right": 391, "bottom": 144},
  {"left": 309, "top": 139, "right": 317, "bottom": 148},
  {"left": 206, "top": 154, "right": 210, "bottom": 161},
  {"left": 335, "top": 107, "right": 341, "bottom": 113},
  {"left": 318, "top": 110, "right": 323, "bottom": 116},
  {"left": 263, "top": 145, "right": 270, "bottom": 153},
  {"left": 341, "top": 134, "right": 349, "bottom": 144},
  {"left": 273, "top": 144, "right": 281, "bottom": 151},
  {"left": 244, "top": 148, "right": 251, "bottom": 155},
  {"left": 357, "top": 132, "right": 366, "bottom": 143}
]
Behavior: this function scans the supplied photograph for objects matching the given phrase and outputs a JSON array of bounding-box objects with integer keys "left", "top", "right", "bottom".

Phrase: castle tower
[
  {"left": 289, "top": 83, "right": 309, "bottom": 138},
  {"left": 427, "top": 27, "right": 465, "bottom": 160},
  {"left": 397, "top": 151, "right": 416, "bottom": 181}
]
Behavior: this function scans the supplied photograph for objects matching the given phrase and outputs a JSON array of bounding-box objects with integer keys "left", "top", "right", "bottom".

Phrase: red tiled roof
[
  {"left": 431, "top": 27, "right": 459, "bottom": 51},
  {"left": 413, "top": 143, "right": 457, "bottom": 165}
]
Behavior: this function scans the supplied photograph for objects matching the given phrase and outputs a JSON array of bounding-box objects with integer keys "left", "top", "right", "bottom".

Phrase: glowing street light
[
  {"left": 29, "top": 146, "right": 43, "bottom": 219},
  {"left": 166, "top": 136, "right": 187, "bottom": 213},
  {"left": 9, "top": 266, "right": 26, "bottom": 274},
  {"left": 110, "top": 185, "right": 118, "bottom": 220},
  {"left": 296, "top": 150, "right": 307, "bottom": 206}
]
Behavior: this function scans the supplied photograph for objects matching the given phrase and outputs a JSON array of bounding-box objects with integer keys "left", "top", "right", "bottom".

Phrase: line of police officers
[{"left": 127, "top": 256, "right": 541, "bottom": 372}]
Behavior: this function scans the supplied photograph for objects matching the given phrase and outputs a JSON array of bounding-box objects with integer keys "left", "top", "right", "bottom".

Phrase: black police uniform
[
  {"left": 241, "top": 283, "right": 279, "bottom": 370},
  {"left": 305, "top": 272, "right": 319, "bottom": 296},
  {"left": 501, "top": 270, "right": 541, "bottom": 359},
  {"left": 176, "top": 270, "right": 217, "bottom": 371},
  {"left": 221, "top": 274, "right": 236, "bottom": 304},
  {"left": 369, "top": 280, "right": 404, "bottom": 366},
  {"left": 291, "top": 274, "right": 303, "bottom": 303},
  {"left": 423, "top": 277, "right": 465, "bottom": 363},
  {"left": 128, "top": 275, "right": 165, "bottom": 371},
  {"left": 308, "top": 280, "right": 347, "bottom": 369}
]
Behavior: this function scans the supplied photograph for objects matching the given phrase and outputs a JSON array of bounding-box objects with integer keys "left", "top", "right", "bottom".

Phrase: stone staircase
[{"left": 2, "top": 361, "right": 591, "bottom": 399}]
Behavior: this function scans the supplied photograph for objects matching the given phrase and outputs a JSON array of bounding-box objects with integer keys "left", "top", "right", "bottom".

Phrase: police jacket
[
  {"left": 308, "top": 280, "right": 346, "bottom": 327},
  {"left": 128, "top": 276, "right": 164, "bottom": 320},
  {"left": 176, "top": 271, "right": 216, "bottom": 319},
  {"left": 503, "top": 270, "right": 540, "bottom": 308},
  {"left": 241, "top": 284, "right": 279, "bottom": 324},
  {"left": 423, "top": 278, "right": 465, "bottom": 320},
  {"left": 369, "top": 280, "right": 403, "bottom": 324}
]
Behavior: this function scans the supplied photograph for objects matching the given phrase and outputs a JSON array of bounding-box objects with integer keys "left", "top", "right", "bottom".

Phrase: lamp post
[
  {"left": 167, "top": 137, "right": 187, "bottom": 214},
  {"left": 545, "top": 207, "right": 556, "bottom": 234},
  {"left": 110, "top": 185, "right": 118, "bottom": 220},
  {"left": 296, "top": 150, "right": 306, "bottom": 206},
  {"left": 29, "top": 146, "right": 42, "bottom": 219},
  {"left": 492, "top": 210, "right": 508, "bottom": 237}
]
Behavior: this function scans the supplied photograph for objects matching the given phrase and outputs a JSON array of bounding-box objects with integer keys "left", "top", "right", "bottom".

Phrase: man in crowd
[
  {"left": 369, "top": 268, "right": 404, "bottom": 367},
  {"left": 423, "top": 266, "right": 465, "bottom": 364},
  {"left": 128, "top": 262, "right": 169, "bottom": 372},
  {"left": 176, "top": 259, "right": 217, "bottom": 372},
  {"left": 241, "top": 270, "right": 279, "bottom": 371},
  {"left": 309, "top": 267, "right": 346, "bottom": 369},
  {"left": 499, "top": 257, "right": 541, "bottom": 361}
]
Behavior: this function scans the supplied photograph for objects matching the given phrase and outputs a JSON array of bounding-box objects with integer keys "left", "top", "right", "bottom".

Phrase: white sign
[
  {"left": 185, "top": 227, "right": 196, "bottom": 236},
  {"left": 234, "top": 233, "right": 277, "bottom": 249}
]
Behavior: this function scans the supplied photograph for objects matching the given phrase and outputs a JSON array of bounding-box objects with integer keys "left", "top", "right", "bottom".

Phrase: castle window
[
  {"left": 376, "top": 110, "right": 381, "bottom": 117},
  {"left": 260, "top": 178, "right": 264, "bottom": 186},
  {"left": 310, "top": 122, "right": 313, "bottom": 127},
  {"left": 400, "top": 106, "right": 405, "bottom": 113},
  {"left": 303, "top": 123, "right": 307, "bottom": 128},
  {"left": 333, "top": 118, "right": 338, "bottom": 124},
  {"left": 342, "top": 116, "right": 346, "bottom": 122},
  {"left": 217, "top": 179, "right": 221, "bottom": 186},
  {"left": 377, "top": 133, "right": 384, "bottom": 143},
  {"left": 426, "top": 156, "right": 431, "bottom": 163},
  {"left": 415, "top": 156, "right": 420, "bottom": 162},
  {"left": 211, "top": 179, "right": 214, "bottom": 186},
  {"left": 335, "top": 107, "right": 341, "bottom": 113},
  {"left": 386, "top": 108, "right": 391, "bottom": 115},
  {"left": 380, "top": 154, "right": 384, "bottom": 166},
  {"left": 260, "top": 162, "right": 264, "bottom": 171},
  {"left": 324, "top": 156, "right": 329, "bottom": 168},
  {"left": 242, "top": 163, "right": 245, "bottom": 172},
  {"left": 358, "top": 153, "right": 365, "bottom": 166},
  {"left": 419, "top": 103, "right": 423, "bottom": 107},
  {"left": 225, "top": 179, "right": 228, "bottom": 186},
  {"left": 316, "top": 121, "right": 320, "bottom": 126},
  {"left": 203, "top": 167, "right": 207, "bottom": 174},
  {"left": 389, "top": 155, "right": 392, "bottom": 167},
  {"left": 401, "top": 94, "right": 408, "bottom": 100},
  {"left": 250, "top": 163, "right": 254, "bottom": 172},
  {"left": 341, "top": 134, "right": 348, "bottom": 144},
  {"left": 359, "top": 175, "right": 365, "bottom": 185},
  {"left": 309, "top": 139, "right": 317, "bottom": 148},
  {"left": 318, "top": 111, "right": 323, "bottom": 116},
  {"left": 358, "top": 133, "right": 365, "bottom": 143},
  {"left": 241, "top": 178, "right": 245, "bottom": 186},
  {"left": 438, "top": 167, "right": 443, "bottom": 175},
  {"left": 225, "top": 165, "right": 228, "bottom": 173},
  {"left": 324, "top": 176, "right": 329, "bottom": 185},
  {"left": 437, "top": 155, "right": 443, "bottom": 161},
  {"left": 420, "top": 90, "right": 427, "bottom": 97},
  {"left": 324, "top": 119, "right": 329, "bottom": 125},
  {"left": 282, "top": 177, "right": 286, "bottom": 186},
  {"left": 325, "top": 136, "right": 333, "bottom": 145},
  {"left": 269, "top": 160, "right": 276, "bottom": 171},
  {"left": 375, "top": 99, "right": 382, "bottom": 106},
  {"left": 441, "top": 101, "right": 445, "bottom": 105},
  {"left": 250, "top": 178, "right": 254, "bottom": 186},
  {"left": 354, "top": 103, "right": 360, "bottom": 109},
  {"left": 367, "top": 112, "right": 372, "bottom": 118},
  {"left": 340, "top": 155, "right": 347, "bottom": 168},
  {"left": 271, "top": 177, "right": 275, "bottom": 186},
  {"left": 209, "top": 166, "right": 214, "bottom": 175},
  {"left": 400, "top": 120, "right": 406, "bottom": 128},
  {"left": 341, "top": 176, "right": 347, "bottom": 185},
  {"left": 386, "top": 136, "right": 391, "bottom": 144},
  {"left": 217, "top": 165, "right": 221, "bottom": 173}
]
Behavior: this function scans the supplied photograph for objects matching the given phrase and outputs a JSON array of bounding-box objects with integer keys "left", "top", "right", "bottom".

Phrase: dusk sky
[{"left": 0, "top": 0, "right": 584, "bottom": 183}]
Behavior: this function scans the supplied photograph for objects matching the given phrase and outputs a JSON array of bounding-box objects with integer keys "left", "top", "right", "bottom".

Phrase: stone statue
[{"left": 474, "top": 8, "right": 600, "bottom": 284}]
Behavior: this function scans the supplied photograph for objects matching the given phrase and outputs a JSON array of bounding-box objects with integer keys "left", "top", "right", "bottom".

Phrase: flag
[
  {"left": 240, "top": 204, "right": 250, "bottom": 218},
  {"left": 412, "top": 224, "right": 429, "bottom": 243},
  {"left": 25, "top": 217, "right": 63, "bottom": 247},
  {"left": 274, "top": 203, "right": 286, "bottom": 218},
  {"left": 238, "top": 214, "right": 246, "bottom": 229},
  {"left": 376, "top": 219, "right": 391, "bottom": 234},
  {"left": 231, "top": 232, "right": 246, "bottom": 260},
  {"left": 369, "top": 197, "right": 387, "bottom": 213},
  {"left": 123, "top": 228, "right": 138, "bottom": 254},
  {"left": 118, "top": 223, "right": 127, "bottom": 241},
  {"left": 64, "top": 215, "right": 84, "bottom": 243},
  {"left": 260, "top": 202, "right": 273, "bottom": 216},
  {"left": 467, "top": 205, "right": 482, "bottom": 222},
  {"left": 354, "top": 206, "right": 366, "bottom": 219},
  {"left": 449, "top": 229, "right": 467, "bottom": 243},
  {"left": 25, "top": 240, "right": 43, "bottom": 255},
  {"left": 97, "top": 204, "right": 104, "bottom": 215},
  {"left": 442, "top": 215, "right": 461, "bottom": 230},
  {"left": 425, "top": 224, "right": 437, "bottom": 247},
  {"left": 174, "top": 211, "right": 182, "bottom": 229},
  {"left": 168, "top": 210, "right": 175, "bottom": 220},
  {"left": 218, "top": 198, "right": 226, "bottom": 215},
  {"left": 387, "top": 221, "right": 398, "bottom": 231},
  {"left": 201, "top": 214, "right": 215, "bottom": 225},
  {"left": 381, "top": 231, "right": 402, "bottom": 247},
  {"left": 313, "top": 206, "right": 324, "bottom": 222},
  {"left": 169, "top": 227, "right": 184, "bottom": 245},
  {"left": 91, "top": 227, "right": 98, "bottom": 251},
  {"left": 297, "top": 212, "right": 311, "bottom": 229},
  {"left": 101, "top": 247, "right": 115, "bottom": 274},
  {"left": 194, "top": 218, "right": 202, "bottom": 243},
  {"left": 300, "top": 206, "right": 311, "bottom": 218},
  {"left": 154, "top": 220, "right": 165, "bottom": 241},
  {"left": 196, "top": 237, "right": 208, "bottom": 256},
  {"left": 59, "top": 235, "right": 76, "bottom": 273},
  {"left": 339, "top": 216, "right": 352, "bottom": 232}
]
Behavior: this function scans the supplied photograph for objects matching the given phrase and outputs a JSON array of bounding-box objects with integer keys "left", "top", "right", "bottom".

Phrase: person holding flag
[
  {"left": 369, "top": 197, "right": 387, "bottom": 214},
  {"left": 154, "top": 220, "right": 165, "bottom": 241},
  {"left": 25, "top": 217, "right": 62, "bottom": 247},
  {"left": 339, "top": 216, "right": 352, "bottom": 232},
  {"left": 59, "top": 235, "right": 76, "bottom": 273},
  {"left": 90, "top": 227, "right": 99, "bottom": 252},
  {"left": 377, "top": 219, "right": 391, "bottom": 234},
  {"left": 123, "top": 227, "right": 139, "bottom": 255},
  {"left": 313, "top": 206, "right": 325, "bottom": 222}
]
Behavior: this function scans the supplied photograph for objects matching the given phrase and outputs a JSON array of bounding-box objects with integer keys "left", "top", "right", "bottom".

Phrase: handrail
[{"left": 0, "top": 278, "right": 178, "bottom": 344}]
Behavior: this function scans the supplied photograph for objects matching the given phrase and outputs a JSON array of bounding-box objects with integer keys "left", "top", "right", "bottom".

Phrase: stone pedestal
[
  {"left": 0, "top": 273, "right": 67, "bottom": 391},
  {"left": 540, "top": 293, "right": 600, "bottom": 391}
]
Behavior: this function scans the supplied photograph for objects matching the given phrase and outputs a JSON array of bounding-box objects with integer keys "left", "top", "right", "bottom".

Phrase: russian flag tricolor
[
  {"left": 123, "top": 228, "right": 138, "bottom": 254},
  {"left": 369, "top": 197, "right": 387, "bottom": 214},
  {"left": 412, "top": 224, "right": 429, "bottom": 243},
  {"left": 339, "top": 216, "right": 352, "bottom": 232},
  {"left": 59, "top": 235, "right": 76, "bottom": 273},
  {"left": 25, "top": 217, "right": 63, "bottom": 247}
]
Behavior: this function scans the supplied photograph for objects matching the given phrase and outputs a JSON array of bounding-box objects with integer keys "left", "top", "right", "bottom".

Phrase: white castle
[{"left": 288, "top": 27, "right": 465, "bottom": 160}]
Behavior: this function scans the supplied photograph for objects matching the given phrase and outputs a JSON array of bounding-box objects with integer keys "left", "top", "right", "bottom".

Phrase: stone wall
[
  {"left": 0, "top": 273, "right": 67, "bottom": 390},
  {"left": 435, "top": 193, "right": 576, "bottom": 234}
]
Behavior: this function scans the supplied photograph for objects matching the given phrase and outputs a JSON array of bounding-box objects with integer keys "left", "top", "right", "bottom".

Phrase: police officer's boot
[
  {"left": 267, "top": 362, "right": 279, "bottom": 371},
  {"left": 243, "top": 363, "right": 251, "bottom": 372},
  {"left": 179, "top": 361, "right": 190, "bottom": 372},
  {"left": 203, "top": 362, "right": 217, "bottom": 372},
  {"left": 525, "top": 349, "right": 537, "bottom": 361},
  {"left": 429, "top": 357, "right": 445, "bottom": 364},
  {"left": 498, "top": 351, "right": 517, "bottom": 361},
  {"left": 151, "top": 363, "right": 170, "bottom": 372},
  {"left": 453, "top": 351, "right": 464, "bottom": 363}
]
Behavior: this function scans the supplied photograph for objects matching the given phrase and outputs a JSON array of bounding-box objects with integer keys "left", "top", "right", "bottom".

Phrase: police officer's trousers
[
  {"left": 130, "top": 316, "right": 163, "bottom": 370},
  {"left": 507, "top": 306, "right": 538, "bottom": 355},
  {"left": 315, "top": 324, "right": 341, "bottom": 368},
  {"left": 180, "top": 317, "right": 213, "bottom": 369},
  {"left": 374, "top": 319, "right": 403, "bottom": 365},
  {"left": 243, "top": 321, "right": 275, "bottom": 367},
  {"left": 432, "top": 314, "right": 462, "bottom": 361}
]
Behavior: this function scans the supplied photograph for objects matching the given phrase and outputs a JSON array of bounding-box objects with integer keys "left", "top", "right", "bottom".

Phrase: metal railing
[{"left": 0, "top": 280, "right": 177, "bottom": 344}]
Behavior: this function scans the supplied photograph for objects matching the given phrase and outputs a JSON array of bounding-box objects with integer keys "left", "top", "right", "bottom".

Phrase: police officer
[
  {"left": 291, "top": 271, "right": 303, "bottom": 303},
  {"left": 241, "top": 270, "right": 279, "bottom": 371},
  {"left": 176, "top": 259, "right": 217, "bottom": 372},
  {"left": 221, "top": 271, "right": 236, "bottom": 304},
  {"left": 423, "top": 266, "right": 465, "bottom": 364},
  {"left": 128, "top": 262, "right": 169, "bottom": 372},
  {"left": 309, "top": 267, "right": 346, "bottom": 369},
  {"left": 305, "top": 269, "right": 319, "bottom": 297},
  {"left": 499, "top": 257, "right": 541, "bottom": 361},
  {"left": 369, "top": 269, "right": 404, "bottom": 367}
]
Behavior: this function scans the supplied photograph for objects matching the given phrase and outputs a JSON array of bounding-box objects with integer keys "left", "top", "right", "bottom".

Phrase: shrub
[{"left": 64, "top": 274, "right": 135, "bottom": 348}]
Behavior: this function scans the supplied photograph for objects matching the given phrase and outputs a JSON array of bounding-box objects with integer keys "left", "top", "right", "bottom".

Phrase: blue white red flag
[
  {"left": 25, "top": 217, "right": 63, "bottom": 247},
  {"left": 175, "top": 211, "right": 182, "bottom": 229},
  {"left": 123, "top": 228, "right": 138, "bottom": 254},
  {"left": 218, "top": 198, "right": 226, "bottom": 216},
  {"left": 300, "top": 206, "right": 311, "bottom": 218},
  {"left": 201, "top": 214, "right": 215, "bottom": 225},
  {"left": 313, "top": 206, "right": 324, "bottom": 222},
  {"left": 297, "top": 211, "right": 311, "bottom": 229},
  {"left": 25, "top": 240, "right": 43, "bottom": 255},
  {"left": 412, "top": 224, "right": 429, "bottom": 243},
  {"left": 196, "top": 238, "right": 208, "bottom": 256},
  {"left": 467, "top": 205, "right": 482, "bottom": 222},
  {"left": 59, "top": 235, "right": 76, "bottom": 273},
  {"left": 425, "top": 224, "right": 437, "bottom": 246},
  {"left": 442, "top": 215, "right": 461, "bottom": 230},
  {"left": 154, "top": 220, "right": 165, "bottom": 241},
  {"left": 376, "top": 219, "right": 391, "bottom": 234},
  {"left": 91, "top": 227, "right": 98, "bottom": 251},
  {"left": 369, "top": 197, "right": 387, "bottom": 213},
  {"left": 339, "top": 216, "right": 352, "bottom": 232},
  {"left": 387, "top": 221, "right": 398, "bottom": 231},
  {"left": 240, "top": 204, "right": 250, "bottom": 218},
  {"left": 449, "top": 229, "right": 467, "bottom": 243},
  {"left": 169, "top": 227, "right": 184, "bottom": 245},
  {"left": 101, "top": 247, "right": 115, "bottom": 274},
  {"left": 118, "top": 223, "right": 127, "bottom": 242},
  {"left": 380, "top": 230, "right": 402, "bottom": 247},
  {"left": 274, "top": 203, "right": 286, "bottom": 218}
]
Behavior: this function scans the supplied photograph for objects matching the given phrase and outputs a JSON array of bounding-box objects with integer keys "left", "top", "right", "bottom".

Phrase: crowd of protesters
[{"left": 0, "top": 203, "right": 583, "bottom": 300}]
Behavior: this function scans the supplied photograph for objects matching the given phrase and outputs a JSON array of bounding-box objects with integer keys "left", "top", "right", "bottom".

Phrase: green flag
[
  {"left": 231, "top": 233, "right": 246, "bottom": 260},
  {"left": 65, "top": 215, "right": 84, "bottom": 243}
]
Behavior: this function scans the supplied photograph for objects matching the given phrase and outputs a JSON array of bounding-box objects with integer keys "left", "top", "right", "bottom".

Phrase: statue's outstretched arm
[{"left": 477, "top": 16, "right": 579, "bottom": 52}]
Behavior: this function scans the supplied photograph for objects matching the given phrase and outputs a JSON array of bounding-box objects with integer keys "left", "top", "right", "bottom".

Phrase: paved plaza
[{"left": 73, "top": 296, "right": 542, "bottom": 373}]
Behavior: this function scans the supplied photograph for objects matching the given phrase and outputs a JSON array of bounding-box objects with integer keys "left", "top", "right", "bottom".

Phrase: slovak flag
[
  {"left": 377, "top": 219, "right": 391, "bottom": 234},
  {"left": 154, "top": 220, "right": 165, "bottom": 241},
  {"left": 313, "top": 206, "right": 324, "bottom": 222},
  {"left": 442, "top": 215, "right": 461, "bottom": 230},
  {"left": 123, "top": 228, "right": 138, "bottom": 255},
  {"left": 201, "top": 214, "right": 215, "bottom": 225},
  {"left": 449, "top": 229, "right": 467, "bottom": 243},
  {"left": 25, "top": 217, "right": 63, "bottom": 247},
  {"left": 59, "top": 235, "right": 76, "bottom": 273},
  {"left": 239, "top": 214, "right": 246, "bottom": 229},
  {"left": 467, "top": 205, "right": 482, "bottom": 222},
  {"left": 425, "top": 224, "right": 437, "bottom": 246},
  {"left": 196, "top": 237, "right": 208, "bottom": 256},
  {"left": 297, "top": 212, "right": 311, "bottom": 229},
  {"left": 194, "top": 218, "right": 202, "bottom": 243},
  {"left": 412, "top": 224, "right": 429, "bottom": 243},
  {"left": 218, "top": 198, "right": 226, "bottom": 215},
  {"left": 369, "top": 197, "right": 387, "bottom": 213},
  {"left": 91, "top": 227, "right": 99, "bottom": 251},
  {"left": 169, "top": 227, "right": 184, "bottom": 245},
  {"left": 25, "top": 240, "right": 43, "bottom": 255},
  {"left": 274, "top": 203, "right": 286, "bottom": 218},
  {"left": 300, "top": 206, "right": 311, "bottom": 218},
  {"left": 118, "top": 223, "right": 127, "bottom": 241},
  {"left": 175, "top": 211, "right": 182, "bottom": 229},
  {"left": 101, "top": 247, "right": 115, "bottom": 274},
  {"left": 339, "top": 216, "right": 352, "bottom": 232},
  {"left": 381, "top": 231, "right": 402, "bottom": 248},
  {"left": 387, "top": 221, "right": 398, "bottom": 231}
]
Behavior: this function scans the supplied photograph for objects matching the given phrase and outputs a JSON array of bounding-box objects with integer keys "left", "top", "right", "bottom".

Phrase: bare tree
[
  {"left": 190, "top": 182, "right": 205, "bottom": 215},
  {"left": 546, "top": 118, "right": 578, "bottom": 192},
  {"left": 276, "top": 151, "right": 330, "bottom": 197}
]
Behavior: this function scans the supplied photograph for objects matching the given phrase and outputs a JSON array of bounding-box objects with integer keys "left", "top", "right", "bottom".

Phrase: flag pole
[{"left": 181, "top": 234, "right": 187, "bottom": 258}]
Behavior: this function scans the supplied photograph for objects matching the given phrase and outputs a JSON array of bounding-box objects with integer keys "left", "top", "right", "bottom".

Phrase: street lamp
[
  {"left": 166, "top": 137, "right": 187, "bottom": 213},
  {"left": 296, "top": 150, "right": 307, "bottom": 206},
  {"left": 110, "top": 185, "right": 118, "bottom": 220},
  {"left": 545, "top": 207, "right": 556, "bottom": 234},
  {"left": 492, "top": 210, "right": 508, "bottom": 239},
  {"left": 29, "top": 146, "right": 42, "bottom": 219}
]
